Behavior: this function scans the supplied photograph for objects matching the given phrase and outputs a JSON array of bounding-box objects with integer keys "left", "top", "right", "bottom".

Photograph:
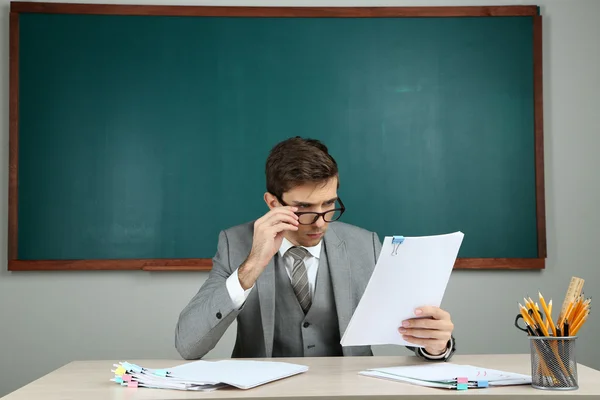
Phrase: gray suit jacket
[{"left": 175, "top": 221, "right": 423, "bottom": 360}]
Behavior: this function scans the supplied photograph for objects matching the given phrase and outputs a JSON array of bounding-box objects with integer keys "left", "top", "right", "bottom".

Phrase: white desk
[{"left": 2, "top": 354, "right": 600, "bottom": 399}]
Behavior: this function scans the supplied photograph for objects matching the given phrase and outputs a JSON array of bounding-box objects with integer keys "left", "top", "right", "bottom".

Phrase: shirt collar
[{"left": 279, "top": 237, "right": 322, "bottom": 259}]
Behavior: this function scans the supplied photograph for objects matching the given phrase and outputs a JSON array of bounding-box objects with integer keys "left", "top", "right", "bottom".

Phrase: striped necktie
[{"left": 287, "top": 246, "right": 312, "bottom": 314}]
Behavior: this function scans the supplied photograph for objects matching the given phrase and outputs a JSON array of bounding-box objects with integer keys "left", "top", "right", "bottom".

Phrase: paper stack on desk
[
  {"left": 111, "top": 359, "right": 308, "bottom": 391},
  {"left": 360, "top": 363, "right": 531, "bottom": 390}
]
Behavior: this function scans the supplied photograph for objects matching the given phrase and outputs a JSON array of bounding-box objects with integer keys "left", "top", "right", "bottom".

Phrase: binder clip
[{"left": 391, "top": 236, "right": 404, "bottom": 255}]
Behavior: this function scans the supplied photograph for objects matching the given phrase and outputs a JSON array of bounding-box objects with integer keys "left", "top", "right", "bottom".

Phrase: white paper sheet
[
  {"left": 359, "top": 363, "right": 532, "bottom": 388},
  {"left": 166, "top": 360, "right": 309, "bottom": 389},
  {"left": 340, "top": 231, "right": 464, "bottom": 347}
]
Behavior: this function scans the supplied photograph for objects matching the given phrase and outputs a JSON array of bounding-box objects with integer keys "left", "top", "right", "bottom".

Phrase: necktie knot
[{"left": 287, "top": 246, "right": 309, "bottom": 261}]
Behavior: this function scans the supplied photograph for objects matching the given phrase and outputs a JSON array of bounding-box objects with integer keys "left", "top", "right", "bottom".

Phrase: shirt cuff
[
  {"left": 417, "top": 336, "right": 454, "bottom": 360},
  {"left": 226, "top": 268, "right": 254, "bottom": 309}
]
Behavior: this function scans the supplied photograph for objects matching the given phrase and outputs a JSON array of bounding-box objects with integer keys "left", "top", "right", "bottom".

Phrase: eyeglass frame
[{"left": 276, "top": 195, "right": 346, "bottom": 225}]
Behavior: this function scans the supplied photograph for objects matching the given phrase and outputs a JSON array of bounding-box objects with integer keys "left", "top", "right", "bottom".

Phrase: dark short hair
[{"left": 266, "top": 137, "right": 338, "bottom": 199}]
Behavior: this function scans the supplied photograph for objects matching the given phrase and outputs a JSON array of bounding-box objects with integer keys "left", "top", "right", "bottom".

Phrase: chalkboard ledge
[{"left": 7, "top": 258, "right": 544, "bottom": 271}]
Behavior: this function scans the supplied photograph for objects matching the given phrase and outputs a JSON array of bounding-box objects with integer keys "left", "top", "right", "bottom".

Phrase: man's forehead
[{"left": 283, "top": 180, "right": 337, "bottom": 202}]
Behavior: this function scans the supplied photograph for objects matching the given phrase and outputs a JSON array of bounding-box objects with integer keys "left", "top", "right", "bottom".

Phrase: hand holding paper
[
  {"left": 340, "top": 232, "right": 464, "bottom": 347},
  {"left": 400, "top": 305, "right": 454, "bottom": 355}
]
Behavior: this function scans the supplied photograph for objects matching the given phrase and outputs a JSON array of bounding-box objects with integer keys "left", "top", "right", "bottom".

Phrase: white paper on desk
[
  {"left": 166, "top": 360, "right": 309, "bottom": 389},
  {"left": 359, "top": 363, "right": 531, "bottom": 388},
  {"left": 340, "top": 231, "right": 464, "bottom": 347}
]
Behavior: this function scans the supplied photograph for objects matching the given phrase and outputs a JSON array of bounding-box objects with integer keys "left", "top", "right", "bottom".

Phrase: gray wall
[{"left": 1, "top": 0, "right": 599, "bottom": 397}]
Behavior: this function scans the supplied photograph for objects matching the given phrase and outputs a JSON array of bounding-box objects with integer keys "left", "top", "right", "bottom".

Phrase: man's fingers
[
  {"left": 270, "top": 222, "right": 299, "bottom": 234},
  {"left": 399, "top": 327, "right": 449, "bottom": 340},
  {"left": 402, "top": 318, "right": 453, "bottom": 331},
  {"left": 258, "top": 210, "right": 299, "bottom": 229},
  {"left": 263, "top": 213, "right": 299, "bottom": 228},
  {"left": 414, "top": 306, "right": 450, "bottom": 320},
  {"left": 265, "top": 208, "right": 299, "bottom": 223},
  {"left": 255, "top": 206, "right": 298, "bottom": 226}
]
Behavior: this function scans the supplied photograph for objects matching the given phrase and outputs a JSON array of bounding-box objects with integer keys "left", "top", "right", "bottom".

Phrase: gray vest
[{"left": 272, "top": 245, "right": 343, "bottom": 357}]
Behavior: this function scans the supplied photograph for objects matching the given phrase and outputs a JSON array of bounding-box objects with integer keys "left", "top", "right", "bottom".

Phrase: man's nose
[{"left": 314, "top": 215, "right": 326, "bottom": 228}]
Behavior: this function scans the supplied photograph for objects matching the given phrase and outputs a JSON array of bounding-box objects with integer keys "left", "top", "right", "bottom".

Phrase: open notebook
[
  {"left": 111, "top": 359, "right": 309, "bottom": 391},
  {"left": 360, "top": 363, "right": 531, "bottom": 390}
]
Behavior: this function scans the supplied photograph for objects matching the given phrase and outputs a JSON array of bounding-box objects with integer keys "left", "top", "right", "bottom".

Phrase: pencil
[
  {"left": 539, "top": 292, "right": 557, "bottom": 336},
  {"left": 519, "top": 304, "right": 537, "bottom": 330},
  {"left": 531, "top": 302, "right": 549, "bottom": 336},
  {"left": 571, "top": 314, "right": 588, "bottom": 335},
  {"left": 570, "top": 305, "right": 588, "bottom": 332},
  {"left": 560, "top": 302, "right": 574, "bottom": 329}
]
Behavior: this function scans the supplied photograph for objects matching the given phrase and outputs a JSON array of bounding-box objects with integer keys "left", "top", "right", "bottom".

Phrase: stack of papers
[
  {"left": 360, "top": 363, "right": 531, "bottom": 390},
  {"left": 111, "top": 359, "right": 309, "bottom": 391}
]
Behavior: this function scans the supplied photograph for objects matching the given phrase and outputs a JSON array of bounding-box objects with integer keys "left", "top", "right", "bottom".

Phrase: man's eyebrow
[
  {"left": 291, "top": 197, "right": 338, "bottom": 207},
  {"left": 291, "top": 200, "right": 313, "bottom": 207}
]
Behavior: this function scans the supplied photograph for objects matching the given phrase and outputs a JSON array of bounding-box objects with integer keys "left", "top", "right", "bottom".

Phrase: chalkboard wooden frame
[{"left": 8, "top": 2, "right": 545, "bottom": 271}]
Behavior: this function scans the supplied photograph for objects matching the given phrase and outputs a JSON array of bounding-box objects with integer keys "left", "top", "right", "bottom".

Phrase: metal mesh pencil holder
[{"left": 529, "top": 336, "right": 578, "bottom": 390}]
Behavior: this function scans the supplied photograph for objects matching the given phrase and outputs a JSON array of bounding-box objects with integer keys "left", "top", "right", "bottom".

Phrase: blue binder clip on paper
[{"left": 391, "top": 236, "right": 404, "bottom": 255}]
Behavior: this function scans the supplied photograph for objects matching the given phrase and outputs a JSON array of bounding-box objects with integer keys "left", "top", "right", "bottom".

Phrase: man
[{"left": 175, "top": 137, "right": 455, "bottom": 361}]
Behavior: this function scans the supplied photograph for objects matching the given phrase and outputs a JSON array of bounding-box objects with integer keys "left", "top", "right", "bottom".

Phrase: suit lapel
[
  {"left": 324, "top": 226, "right": 354, "bottom": 352},
  {"left": 256, "top": 257, "right": 276, "bottom": 357}
]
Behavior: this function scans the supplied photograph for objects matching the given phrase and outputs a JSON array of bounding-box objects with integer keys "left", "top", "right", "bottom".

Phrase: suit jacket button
[
  {"left": 303, "top": 322, "right": 310, "bottom": 328},
  {"left": 216, "top": 312, "right": 222, "bottom": 319}
]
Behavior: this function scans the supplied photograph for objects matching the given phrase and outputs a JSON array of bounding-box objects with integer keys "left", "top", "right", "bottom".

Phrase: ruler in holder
[{"left": 559, "top": 276, "right": 584, "bottom": 321}]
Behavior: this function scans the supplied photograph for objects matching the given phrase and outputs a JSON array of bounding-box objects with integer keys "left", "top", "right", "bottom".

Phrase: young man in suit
[{"left": 175, "top": 137, "right": 455, "bottom": 361}]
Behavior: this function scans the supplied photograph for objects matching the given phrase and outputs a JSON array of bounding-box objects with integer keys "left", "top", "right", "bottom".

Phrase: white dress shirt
[{"left": 226, "top": 238, "right": 322, "bottom": 309}]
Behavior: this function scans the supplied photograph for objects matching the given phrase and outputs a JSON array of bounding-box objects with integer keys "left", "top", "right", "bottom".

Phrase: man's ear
[{"left": 264, "top": 192, "right": 279, "bottom": 210}]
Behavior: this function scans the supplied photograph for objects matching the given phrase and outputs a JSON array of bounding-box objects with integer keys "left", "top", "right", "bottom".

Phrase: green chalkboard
[{"left": 10, "top": 5, "right": 545, "bottom": 270}]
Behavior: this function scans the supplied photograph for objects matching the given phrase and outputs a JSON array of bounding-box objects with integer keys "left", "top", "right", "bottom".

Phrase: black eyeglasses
[{"left": 278, "top": 196, "right": 346, "bottom": 225}]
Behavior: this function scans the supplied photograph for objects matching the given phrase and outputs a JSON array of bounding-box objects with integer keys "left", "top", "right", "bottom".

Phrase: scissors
[{"left": 514, "top": 308, "right": 545, "bottom": 334}]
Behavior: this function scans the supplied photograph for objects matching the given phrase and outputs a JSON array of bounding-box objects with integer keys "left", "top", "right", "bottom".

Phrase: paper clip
[
  {"left": 153, "top": 369, "right": 168, "bottom": 377},
  {"left": 391, "top": 236, "right": 404, "bottom": 255}
]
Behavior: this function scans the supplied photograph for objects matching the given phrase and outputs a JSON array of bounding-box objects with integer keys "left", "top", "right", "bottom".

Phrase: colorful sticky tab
[
  {"left": 122, "top": 362, "right": 143, "bottom": 373},
  {"left": 477, "top": 380, "right": 489, "bottom": 388},
  {"left": 130, "top": 364, "right": 143, "bottom": 373},
  {"left": 456, "top": 377, "right": 468, "bottom": 384},
  {"left": 114, "top": 376, "right": 123, "bottom": 384},
  {"left": 114, "top": 366, "right": 126, "bottom": 376},
  {"left": 121, "top": 374, "right": 132, "bottom": 382},
  {"left": 127, "top": 381, "right": 138, "bottom": 388},
  {"left": 456, "top": 383, "right": 468, "bottom": 390}
]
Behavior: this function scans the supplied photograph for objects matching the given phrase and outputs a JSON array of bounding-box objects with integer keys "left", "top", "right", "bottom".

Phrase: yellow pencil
[
  {"left": 531, "top": 302, "right": 549, "bottom": 336},
  {"left": 571, "top": 304, "right": 588, "bottom": 330},
  {"left": 560, "top": 301, "right": 574, "bottom": 328},
  {"left": 539, "top": 292, "right": 557, "bottom": 336},
  {"left": 519, "top": 304, "right": 536, "bottom": 328},
  {"left": 571, "top": 314, "right": 588, "bottom": 335}
]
